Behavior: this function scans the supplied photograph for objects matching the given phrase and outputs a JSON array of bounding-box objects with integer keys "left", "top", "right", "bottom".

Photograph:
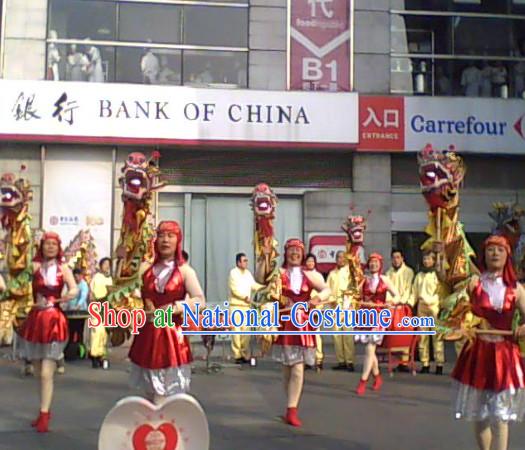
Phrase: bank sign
[
  {"left": 359, "top": 96, "right": 525, "bottom": 154},
  {"left": 0, "top": 80, "right": 358, "bottom": 146}
]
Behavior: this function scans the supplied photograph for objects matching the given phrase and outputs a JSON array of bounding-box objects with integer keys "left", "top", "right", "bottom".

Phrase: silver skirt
[
  {"left": 16, "top": 336, "right": 66, "bottom": 361},
  {"left": 273, "top": 345, "right": 315, "bottom": 366},
  {"left": 453, "top": 380, "right": 525, "bottom": 422},
  {"left": 129, "top": 363, "right": 192, "bottom": 396}
]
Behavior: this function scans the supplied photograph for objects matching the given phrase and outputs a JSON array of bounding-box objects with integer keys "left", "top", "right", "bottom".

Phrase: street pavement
[{"left": 1, "top": 341, "right": 524, "bottom": 450}]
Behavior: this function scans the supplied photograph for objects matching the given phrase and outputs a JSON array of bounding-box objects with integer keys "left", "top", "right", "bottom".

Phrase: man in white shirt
[
  {"left": 228, "top": 253, "right": 264, "bottom": 364},
  {"left": 461, "top": 62, "right": 481, "bottom": 97}
]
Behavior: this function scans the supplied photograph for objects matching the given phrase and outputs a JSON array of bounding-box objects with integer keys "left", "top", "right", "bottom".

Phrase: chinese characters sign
[
  {"left": 289, "top": 0, "right": 353, "bottom": 91},
  {"left": 358, "top": 96, "right": 404, "bottom": 151},
  {"left": 0, "top": 79, "right": 358, "bottom": 146}
]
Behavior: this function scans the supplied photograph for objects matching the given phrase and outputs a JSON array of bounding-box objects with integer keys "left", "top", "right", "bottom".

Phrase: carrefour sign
[{"left": 405, "top": 97, "right": 525, "bottom": 154}]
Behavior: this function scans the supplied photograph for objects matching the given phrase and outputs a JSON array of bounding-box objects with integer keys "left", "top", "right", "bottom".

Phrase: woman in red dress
[
  {"left": 452, "top": 235, "right": 525, "bottom": 450},
  {"left": 17, "top": 231, "right": 78, "bottom": 432},
  {"left": 271, "top": 238, "right": 330, "bottom": 427},
  {"left": 355, "top": 253, "right": 397, "bottom": 396},
  {"left": 129, "top": 221, "right": 205, "bottom": 405}
]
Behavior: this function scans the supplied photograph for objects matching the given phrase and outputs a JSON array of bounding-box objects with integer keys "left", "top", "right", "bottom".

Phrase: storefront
[
  {"left": 358, "top": 94, "right": 525, "bottom": 270},
  {"left": 0, "top": 79, "right": 359, "bottom": 303}
]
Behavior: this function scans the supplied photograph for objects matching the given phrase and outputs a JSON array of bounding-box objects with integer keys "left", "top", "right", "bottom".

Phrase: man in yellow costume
[
  {"left": 386, "top": 249, "right": 415, "bottom": 372},
  {"left": 89, "top": 257, "right": 113, "bottom": 369},
  {"left": 413, "top": 250, "right": 447, "bottom": 375},
  {"left": 328, "top": 251, "right": 354, "bottom": 372},
  {"left": 228, "top": 253, "right": 264, "bottom": 364}
]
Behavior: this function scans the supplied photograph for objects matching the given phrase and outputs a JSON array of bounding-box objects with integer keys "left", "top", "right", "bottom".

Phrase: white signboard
[
  {"left": 405, "top": 97, "right": 525, "bottom": 154},
  {"left": 0, "top": 79, "right": 358, "bottom": 146},
  {"left": 43, "top": 149, "right": 112, "bottom": 259}
]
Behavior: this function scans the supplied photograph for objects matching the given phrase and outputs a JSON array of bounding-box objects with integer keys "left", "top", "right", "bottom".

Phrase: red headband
[
  {"left": 367, "top": 252, "right": 384, "bottom": 273},
  {"left": 283, "top": 238, "right": 305, "bottom": 268},
  {"left": 34, "top": 231, "right": 64, "bottom": 262},
  {"left": 480, "top": 235, "right": 516, "bottom": 287},
  {"left": 153, "top": 220, "right": 184, "bottom": 265}
]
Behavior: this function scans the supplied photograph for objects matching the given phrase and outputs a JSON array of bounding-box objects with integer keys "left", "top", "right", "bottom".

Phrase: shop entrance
[{"left": 158, "top": 192, "right": 303, "bottom": 305}]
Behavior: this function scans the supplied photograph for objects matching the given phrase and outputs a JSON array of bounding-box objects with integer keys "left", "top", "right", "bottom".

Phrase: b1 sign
[{"left": 289, "top": 0, "right": 353, "bottom": 91}]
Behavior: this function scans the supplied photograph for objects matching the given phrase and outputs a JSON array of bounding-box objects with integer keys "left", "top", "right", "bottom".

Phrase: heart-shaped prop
[{"left": 98, "top": 394, "right": 209, "bottom": 450}]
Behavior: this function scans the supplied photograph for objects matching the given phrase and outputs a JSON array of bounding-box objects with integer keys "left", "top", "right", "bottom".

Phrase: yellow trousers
[
  {"left": 315, "top": 335, "right": 323, "bottom": 364},
  {"left": 417, "top": 302, "right": 444, "bottom": 365},
  {"left": 90, "top": 324, "right": 108, "bottom": 358},
  {"left": 230, "top": 305, "right": 251, "bottom": 359},
  {"left": 333, "top": 324, "right": 355, "bottom": 364}
]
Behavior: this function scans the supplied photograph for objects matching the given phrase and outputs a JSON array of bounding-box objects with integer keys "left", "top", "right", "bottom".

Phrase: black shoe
[
  {"left": 435, "top": 366, "right": 444, "bottom": 375},
  {"left": 332, "top": 363, "right": 347, "bottom": 371},
  {"left": 346, "top": 363, "right": 355, "bottom": 372},
  {"left": 241, "top": 357, "right": 251, "bottom": 364},
  {"left": 419, "top": 366, "right": 430, "bottom": 374},
  {"left": 316, "top": 362, "right": 324, "bottom": 371},
  {"left": 305, "top": 364, "right": 314, "bottom": 371},
  {"left": 396, "top": 364, "right": 410, "bottom": 373},
  {"left": 91, "top": 358, "right": 100, "bottom": 369},
  {"left": 234, "top": 358, "right": 243, "bottom": 365}
]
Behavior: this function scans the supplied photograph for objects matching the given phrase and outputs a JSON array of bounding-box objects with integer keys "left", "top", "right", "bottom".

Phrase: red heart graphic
[{"left": 132, "top": 422, "right": 179, "bottom": 450}]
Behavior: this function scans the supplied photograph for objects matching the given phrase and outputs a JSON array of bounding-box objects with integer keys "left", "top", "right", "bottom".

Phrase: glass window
[
  {"left": 394, "top": 0, "right": 510, "bottom": 13},
  {"left": 116, "top": 47, "right": 181, "bottom": 85},
  {"left": 47, "top": 44, "right": 115, "bottom": 83},
  {"left": 118, "top": 3, "right": 182, "bottom": 44},
  {"left": 183, "top": 6, "right": 248, "bottom": 47},
  {"left": 453, "top": 17, "right": 514, "bottom": 56},
  {"left": 48, "top": 0, "right": 116, "bottom": 40},
  {"left": 183, "top": 51, "right": 247, "bottom": 87}
]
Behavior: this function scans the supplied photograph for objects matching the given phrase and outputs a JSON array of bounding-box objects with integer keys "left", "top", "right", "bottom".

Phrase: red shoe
[
  {"left": 283, "top": 407, "right": 302, "bottom": 427},
  {"left": 31, "top": 411, "right": 51, "bottom": 427},
  {"left": 372, "top": 373, "right": 383, "bottom": 391},
  {"left": 355, "top": 378, "right": 367, "bottom": 395},
  {"left": 36, "top": 412, "right": 51, "bottom": 433}
]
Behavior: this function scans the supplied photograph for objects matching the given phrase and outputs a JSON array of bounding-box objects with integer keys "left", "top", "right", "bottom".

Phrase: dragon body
[
  {"left": 0, "top": 171, "right": 34, "bottom": 345},
  {"left": 106, "top": 151, "right": 164, "bottom": 346},
  {"left": 251, "top": 183, "right": 282, "bottom": 355},
  {"left": 251, "top": 183, "right": 282, "bottom": 306},
  {"left": 417, "top": 145, "right": 479, "bottom": 338},
  {"left": 341, "top": 213, "right": 366, "bottom": 307},
  {"left": 64, "top": 229, "right": 98, "bottom": 284}
]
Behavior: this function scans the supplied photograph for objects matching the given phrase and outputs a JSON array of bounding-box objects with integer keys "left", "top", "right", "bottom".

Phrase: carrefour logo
[
  {"left": 515, "top": 114, "right": 525, "bottom": 139},
  {"left": 410, "top": 115, "right": 508, "bottom": 136}
]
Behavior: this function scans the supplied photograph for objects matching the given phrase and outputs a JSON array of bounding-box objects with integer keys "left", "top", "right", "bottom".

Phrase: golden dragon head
[
  {"left": 341, "top": 214, "right": 367, "bottom": 246},
  {"left": 0, "top": 170, "right": 32, "bottom": 225},
  {"left": 119, "top": 151, "right": 165, "bottom": 202},
  {"left": 489, "top": 201, "right": 524, "bottom": 249},
  {"left": 250, "top": 183, "right": 277, "bottom": 219},
  {"left": 417, "top": 144, "right": 465, "bottom": 210}
]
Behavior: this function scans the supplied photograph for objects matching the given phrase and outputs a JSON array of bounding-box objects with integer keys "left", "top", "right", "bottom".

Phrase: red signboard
[
  {"left": 289, "top": 0, "right": 352, "bottom": 91},
  {"left": 358, "top": 96, "right": 405, "bottom": 151},
  {"left": 308, "top": 234, "right": 347, "bottom": 274}
]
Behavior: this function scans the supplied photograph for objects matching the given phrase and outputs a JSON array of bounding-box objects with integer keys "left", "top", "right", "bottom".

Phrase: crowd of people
[{"left": 1, "top": 222, "right": 525, "bottom": 450}]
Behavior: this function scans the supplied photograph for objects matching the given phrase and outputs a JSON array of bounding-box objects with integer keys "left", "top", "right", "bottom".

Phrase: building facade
[{"left": 0, "top": 0, "right": 524, "bottom": 303}]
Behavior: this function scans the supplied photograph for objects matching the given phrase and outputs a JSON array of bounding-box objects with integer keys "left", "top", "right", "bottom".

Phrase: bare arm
[
  {"left": 304, "top": 270, "right": 330, "bottom": 303},
  {"left": 255, "top": 254, "right": 269, "bottom": 284},
  {"left": 0, "top": 274, "right": 5, "bottom": 293},
  {"left": 175, "top": 264, "right": 205, "bottom": 314},
  {"left": 515, "top": 284, "right": 525, "bottom": 337},
  {"left": 381, "top": 275, "right": 398, "bottom": 303},
  {"left": 59, "top": 264, "right": 79, "bottom": 302}
]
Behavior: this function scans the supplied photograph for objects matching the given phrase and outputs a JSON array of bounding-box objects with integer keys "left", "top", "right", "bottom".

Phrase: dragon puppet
[
  {"left": 489, "top": 201, "right": 525, "bottom": 275},
  {"left": 251, "top": 183, "right": 283, "bottom": 355},
  {"left": 106, "top": 151, "right": 164, "bottom": 345},
  {"left": 64, "top": 229, "right": 98, "bottom": 284},
  {"left": 251, "top": 183, "right": 282, "bottom": 306},
  {"left": 340, "top": 210, "right": 367, "bottom": 308},
  {"left": 417, "top": 144, "right": 479, "bottom": 339},
  {"left": 0, "top": 170, "right": 34, "bottom": 345}
]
